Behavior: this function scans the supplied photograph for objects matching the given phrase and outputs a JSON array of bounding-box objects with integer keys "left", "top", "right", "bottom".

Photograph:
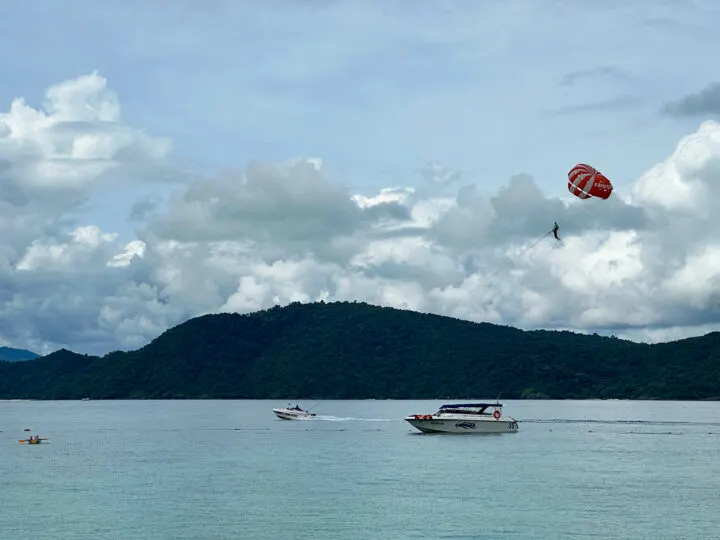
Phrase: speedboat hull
[
  {"left": 272, "top": 408, "right": 315, "bottom": 420},
  {"left": 405, "top": 415, "right": 518, "bottom": 434}
]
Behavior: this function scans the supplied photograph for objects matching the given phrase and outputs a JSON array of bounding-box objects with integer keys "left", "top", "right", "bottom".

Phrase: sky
[{"left": 3, "top": 0, "right": 720, "bottom": 355}]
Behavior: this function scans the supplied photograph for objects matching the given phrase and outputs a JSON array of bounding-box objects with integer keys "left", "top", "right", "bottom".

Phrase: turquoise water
[{"left": 1, "top": 399, "right": 719, "bottom": 539}]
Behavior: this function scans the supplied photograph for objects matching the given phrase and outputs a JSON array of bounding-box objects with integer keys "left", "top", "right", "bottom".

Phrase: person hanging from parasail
[{"left": 552, "top": 222, "right": 560, "bottom": 241}]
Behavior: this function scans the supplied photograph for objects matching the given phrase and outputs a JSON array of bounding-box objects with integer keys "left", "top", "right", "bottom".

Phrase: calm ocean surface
[{"left": 1, "top": 399, "right": 718, "bottom": 539}]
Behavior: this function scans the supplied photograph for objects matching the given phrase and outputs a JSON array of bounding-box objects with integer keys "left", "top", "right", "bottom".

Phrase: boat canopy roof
[{"left": 439, "top": 403, "right": 501, "bottom": 409}]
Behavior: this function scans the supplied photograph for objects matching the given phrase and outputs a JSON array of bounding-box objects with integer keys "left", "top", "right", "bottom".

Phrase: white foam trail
[{"left": 313, "top": 415, "right": 396, "bottom": 422}]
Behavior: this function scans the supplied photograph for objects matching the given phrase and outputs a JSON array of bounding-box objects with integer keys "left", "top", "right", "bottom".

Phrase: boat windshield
[{"left": 438, "top": 403, "right": 500, "bottom": 415}]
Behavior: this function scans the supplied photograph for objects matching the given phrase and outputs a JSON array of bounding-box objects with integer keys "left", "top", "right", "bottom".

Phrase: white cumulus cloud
[{"left": 2, "top": 73, "right": 720, "bottom": 355}]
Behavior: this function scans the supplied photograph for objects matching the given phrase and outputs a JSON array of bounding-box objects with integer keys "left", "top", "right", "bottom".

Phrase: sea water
[{"left": 1, "top": 399, "right": 718, "bottom": 539}]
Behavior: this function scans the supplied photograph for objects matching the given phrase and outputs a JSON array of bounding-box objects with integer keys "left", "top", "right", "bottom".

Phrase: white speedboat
[
  {"left": 272, "top": 404, "right": 316, "bottom": 420},
  {"left": 405, "top": 402, "right": 519, "bottom": 434}
]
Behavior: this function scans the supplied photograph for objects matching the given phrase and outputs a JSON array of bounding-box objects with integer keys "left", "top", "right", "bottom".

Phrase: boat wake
[
  {"left": 522, "top": 419, "right": 720, "bottom": 427},
  {"left": 312, "top": 415, "right": 396, "bottom": 422}
]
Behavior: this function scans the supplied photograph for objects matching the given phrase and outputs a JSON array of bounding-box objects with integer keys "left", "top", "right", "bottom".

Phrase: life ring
[
  {"left": 423, "top": 415, "right": 432, "bottom": 420},
  {"left": 493, "top": 410, "right": 501, "bottom": 420}
]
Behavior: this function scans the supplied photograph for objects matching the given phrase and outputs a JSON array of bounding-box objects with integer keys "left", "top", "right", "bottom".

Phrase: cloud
[
  {"left": 419, "top": 161, "right": 464, "bottom": 186},
  {"left": 4, "top": 73, "right": 720, "bottom": 356},
  {"left": 128, "top": 197, "right": 161, "bottom": 222},
  {"left": 0, "top": 73, "right": 175, "bottom": 353},
  {"left": 559, "top": 66, "right": 633, "bottom": 87},
  {"left": 662, "top": 83, "right": 720, "bottom": 118},
  {"left": 0, "top": 72, "right": 174, "bottom": 252},
  {"left": 0, "top": 72, "right": 171, "bottom": 191},
  {"left": 144, "top": 157, "right": 413, "bottom": 267},
  {"left": 550, "top": 95, "right": 642, "bottom": 116},
  {"left": 631, "top": 120, "right": 720, "bottom": 216}
]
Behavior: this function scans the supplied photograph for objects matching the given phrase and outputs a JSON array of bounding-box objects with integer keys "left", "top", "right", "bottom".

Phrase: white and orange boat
[{"left": 405, "top": 402, "right": 519, "bottom": 434}]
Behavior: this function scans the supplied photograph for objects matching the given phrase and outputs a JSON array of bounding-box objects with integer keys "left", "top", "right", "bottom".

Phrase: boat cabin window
[{"left": 439, "top": 407, "right": 489, "bottom": 415}]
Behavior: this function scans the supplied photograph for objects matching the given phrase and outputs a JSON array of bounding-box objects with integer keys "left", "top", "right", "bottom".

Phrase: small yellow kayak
[{"left": 19, "top": 438, "right": 50, "bottom": 444}]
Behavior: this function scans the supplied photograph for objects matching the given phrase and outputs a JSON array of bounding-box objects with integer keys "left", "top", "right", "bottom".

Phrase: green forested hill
[
  {"left": 0, "top": 346, "right": 39, "bottom": 362},
  {"left": 1, "top": 301, "right": 718, "bottom": 400}
]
